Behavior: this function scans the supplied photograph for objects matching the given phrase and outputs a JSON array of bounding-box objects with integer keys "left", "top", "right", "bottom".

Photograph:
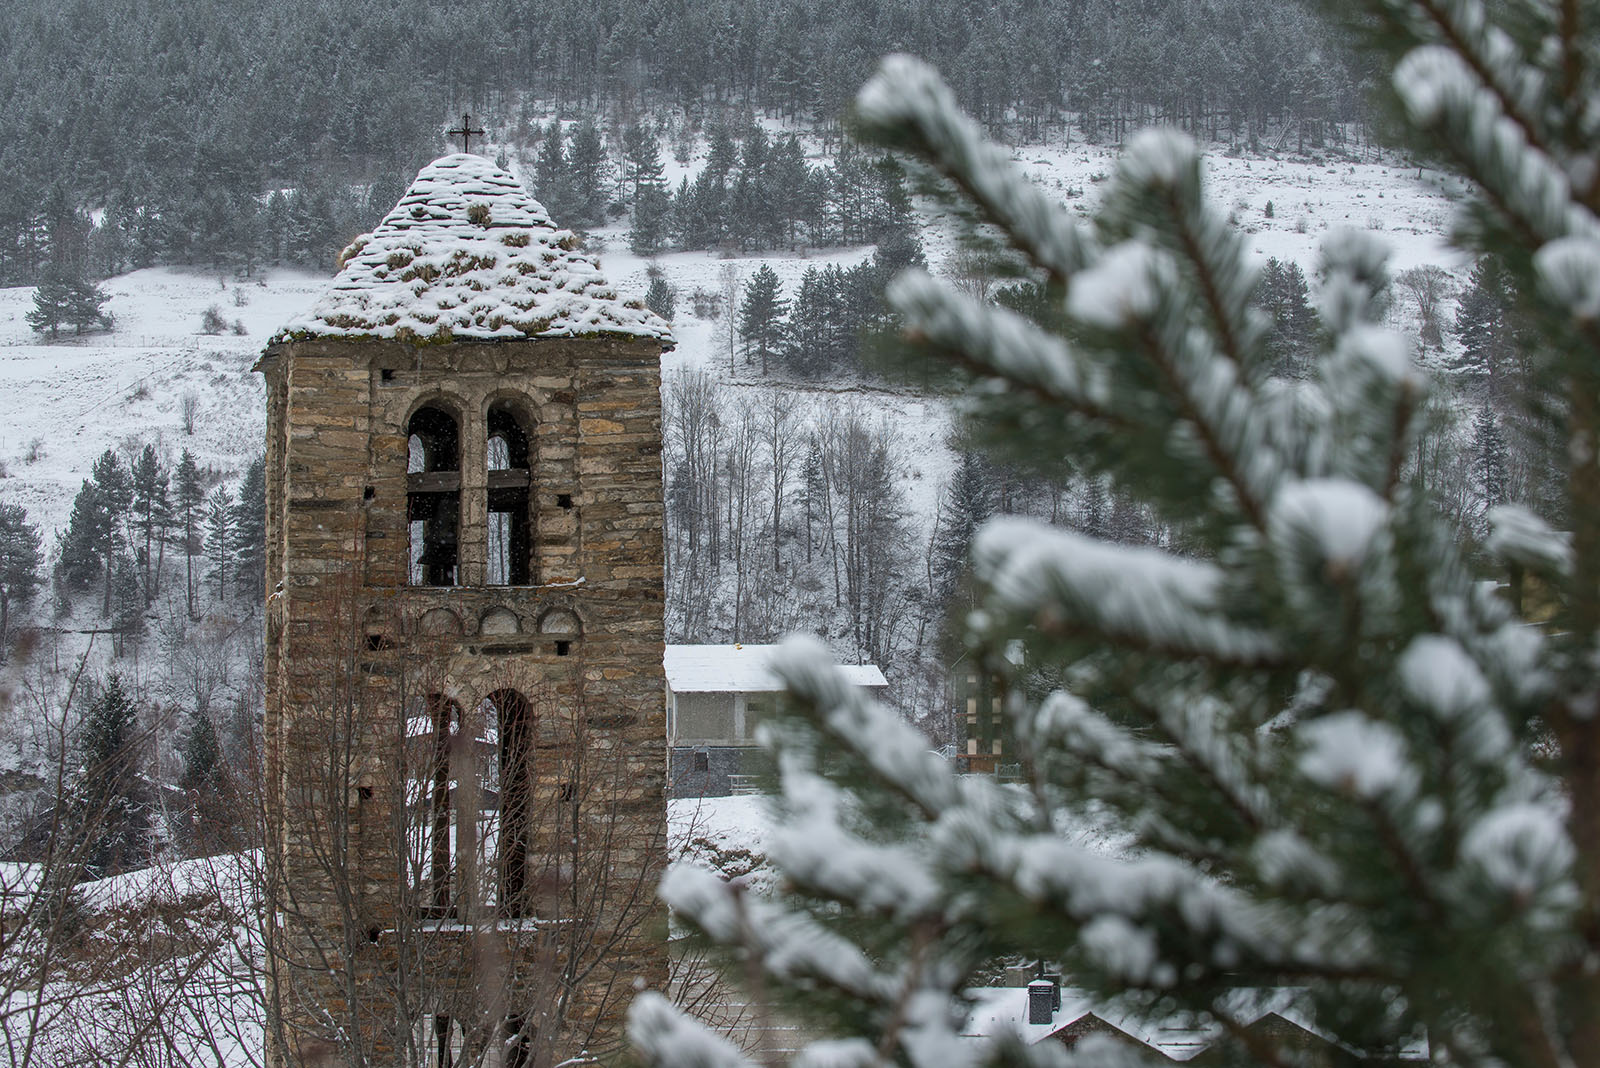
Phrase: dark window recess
[
  {"left": 555, "top": 640, "right": 570, "bottom": 657},
  {"left": 423, "top": 695, "right": 461, "bottom": 916},
  {"left": 363, "top": 485, "right": 375, "bottom": 500},
  {"left": 408, "top": 406, "right": 461, "bottom": 587},
  {"left": 365, "top": 633, "right": 396, "bottom": 651},
  {"left": 357, "top": 785, "right": 374, "bottom": 800},
  {"left": 556, "top": 493, "right": 573, "bottom": 509},
  {"left": 487, "top": 404, "right": 532, "bottom": 586},
  {"left": 380, "top": 368, "right": 395, "bottom": 383},
  {"left": 693, "top": 748, "right": 710, "bottom": 774},
  {"left": 486, "top": 689, "right": 534, "bottom": 918}
]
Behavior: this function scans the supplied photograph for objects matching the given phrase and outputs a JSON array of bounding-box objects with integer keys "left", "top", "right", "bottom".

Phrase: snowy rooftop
[
  {"left": 665, "top": 644, "right": 887, "bottom": 693},
  {"left": 963, "top": 986, "right": 1427, "bottom": 1061},
  {"left": 273, "top": 154, "right": 673, "bottom": 346}
]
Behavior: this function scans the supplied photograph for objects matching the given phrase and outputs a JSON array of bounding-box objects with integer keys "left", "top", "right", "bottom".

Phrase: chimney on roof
[{"left": 1027, "top": 979, "right": 1056, "bottom": 1025}]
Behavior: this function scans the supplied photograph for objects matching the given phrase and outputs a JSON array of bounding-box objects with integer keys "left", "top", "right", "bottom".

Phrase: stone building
[{"left": 257, "top": 154, "right": 672, "bottom": 1068}]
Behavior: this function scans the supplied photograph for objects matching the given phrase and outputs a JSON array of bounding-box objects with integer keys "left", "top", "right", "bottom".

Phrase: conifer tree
[
  {"left": 633, "top": 36, "right": 1600, "bottom": 1068},
  {"left": 73, "top": 673, "right": 149, "bottom": 876},
  {"left": 109, "top": 555, "right": 144, "bottom": 651},
  {"left": 534, "top": 120, "right": 574, "bottom": 223},
  {"left": 1452, "top": 255, "right": 1518, "bottom": 403},
  {"left": 568, "top": 119, "right": 609, "bottom": 227},
  {"left": 631, "top": 183, "right": 673, "bottom": 257},
  {"left": 130, "top": 443, "right": 169, "bottom": 604},
  {"left": 178, "top": 710, "right": 236, "bottom": 855},
  {"left": 1471, "top": 404, "right": 1510, "bottom": 531},
  {"left": 769, "top": 135, "right": 812, "bottom": 248},
  {"left": 60, "top": 449, "right": 134, "bottom": 615},
  {"left": 1256, "top": 256, "right": 1317, "bottom": 378},
  {"left": 731, "top": 126, "right": 774, "bottom": 249},
  {"left": 25, "top": 259, "right": 74, "bottom": 337},
  {"left": 622, "top": 124, "right": 666, "bottom": 204},
  {"left": 203, "top": 484, "right": 234, "bottom": 601},
  {"left": 94, "top": 450, "right": 133, "bottom": 615},
  {"left": 931, "top": 446, "right": 995, "bottom": 613},
  {"left": 0, "top": 502, "right": 42, "bottom": 654},
  {"left": 645, "top": 272, "right": 676, "bottom": 322},
  {"left": 64, "top": 273, "right": 112, "bottom": 335},
  {"left": 683, "top": 128, "right": 737, "bottom": 249},
  {"left": 232, "top": 455, "right": 266, "bottom": 601},
  {"left": 55, "top": 481, "right": 106, "bottom": 596},
  {"left": 739, "top": 264, "right": 788, "bottom": 375},
  {"left": 626, "top": 125, "right": 673, "bottom": 256},
  {"left": 172, "top": 450, "right": 205, "bottom": 619}
]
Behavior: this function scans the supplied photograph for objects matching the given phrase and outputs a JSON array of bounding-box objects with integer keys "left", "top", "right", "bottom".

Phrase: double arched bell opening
[{"left": 406, "top": 399, "right": 538, "bottom": 589}]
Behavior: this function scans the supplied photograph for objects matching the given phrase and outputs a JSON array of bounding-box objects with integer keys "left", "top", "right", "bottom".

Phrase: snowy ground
[
  {"left": 1011, "top": 143, "right": 1466, "bottom": 272},
  {"left": 0, "top": 268, "right": 324, "bottom": 534},
  {"left": 670, "top": 794, "right": 768, "bottom": 853}
]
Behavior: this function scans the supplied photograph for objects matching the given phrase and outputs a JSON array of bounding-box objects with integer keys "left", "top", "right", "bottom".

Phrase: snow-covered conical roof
[{"left": 273, "top": 154, "right": 672, "bottom": 347}]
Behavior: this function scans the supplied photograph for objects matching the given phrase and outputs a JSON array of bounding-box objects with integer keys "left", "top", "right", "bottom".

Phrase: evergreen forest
[{"left": 0, "top": 0, "right": 1368, "bottom": 286}]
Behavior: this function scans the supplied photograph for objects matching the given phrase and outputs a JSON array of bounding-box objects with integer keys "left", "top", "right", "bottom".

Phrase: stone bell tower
[{"left": 257, "top": 153, "right": 672, "bottom": 1068}]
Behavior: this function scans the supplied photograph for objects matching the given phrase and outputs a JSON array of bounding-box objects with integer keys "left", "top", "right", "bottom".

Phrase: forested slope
[{"left": 0, "top": 0, "right": 1368, "bottom": 287}]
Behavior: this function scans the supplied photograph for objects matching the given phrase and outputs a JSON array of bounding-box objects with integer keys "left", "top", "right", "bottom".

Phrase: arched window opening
[
  {"left": 486, "top": 404, "right": 532, "bottom": 586},
  {"left": 408, "top": 695, "right": 461, "bottom": 916},
  {"left": 408, "top": 406, "right": 461, "bottom": 587},
  {"left": 480, "top": 688, "right": 534, "bottom": 918}
]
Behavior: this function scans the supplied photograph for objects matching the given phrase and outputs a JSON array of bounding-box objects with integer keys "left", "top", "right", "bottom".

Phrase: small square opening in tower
[
  {"left": 557, "top": 493, "right": 573, "bottom": 509},
  {"left": 555, "top": 640, "right": 571, "bottom": 657}
]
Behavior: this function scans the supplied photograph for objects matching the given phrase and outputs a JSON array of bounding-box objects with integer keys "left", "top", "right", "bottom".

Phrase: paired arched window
[
  {"left": 408, "top": 406, "right": 461, "bottom": 587},
  {"left": 405, "top": 401, "right": 536, "bottom": 588},
  {"left": 410, "top": 689, "right": 535, "bottom": 920}
]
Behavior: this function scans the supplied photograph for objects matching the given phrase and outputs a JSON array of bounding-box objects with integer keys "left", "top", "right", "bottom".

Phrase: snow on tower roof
[{"left": 273, "top": 153, "right": 673, "bottom": 347}]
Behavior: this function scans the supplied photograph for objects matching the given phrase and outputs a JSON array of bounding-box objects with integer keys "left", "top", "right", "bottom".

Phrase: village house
[{"left": 665, "top": 643, "right": 887, "bottom": 797}]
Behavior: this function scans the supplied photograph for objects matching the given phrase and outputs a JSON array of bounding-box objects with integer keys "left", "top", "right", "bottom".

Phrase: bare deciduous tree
[{"left": 1396, "top": 263, "right": 1454, "bottom": 350}]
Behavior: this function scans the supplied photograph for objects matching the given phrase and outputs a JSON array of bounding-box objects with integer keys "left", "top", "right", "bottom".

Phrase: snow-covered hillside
[
  {"left": 0, "top": 139, "right": 1461, "bottom": 545},
  {"left": 0, "top": 269, "right": 325, "bottom": 535}
]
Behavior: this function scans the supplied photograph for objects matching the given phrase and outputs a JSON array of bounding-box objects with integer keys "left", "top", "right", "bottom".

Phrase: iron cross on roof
[{"left": 447, "top": 113, "right": 486, "bottom": 154}]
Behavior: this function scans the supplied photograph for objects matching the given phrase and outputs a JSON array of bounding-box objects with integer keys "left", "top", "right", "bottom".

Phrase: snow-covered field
[
  {"left": 1012, "top": 144, "right": 1465, "bottom": 272},
  {"left": 0, "top": 269, "right": 323, "bottom": 534}
]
